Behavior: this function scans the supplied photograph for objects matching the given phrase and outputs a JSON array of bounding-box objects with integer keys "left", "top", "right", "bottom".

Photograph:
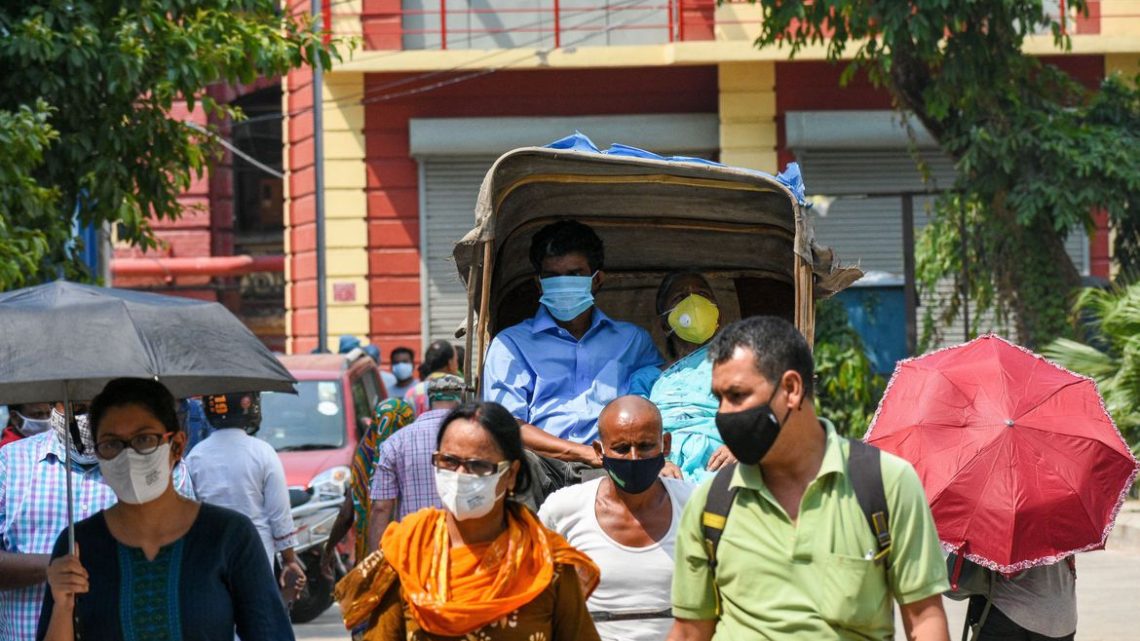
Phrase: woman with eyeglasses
[
  {"left": 335, "top": 401, "right": 602, "bottom": 641},
  {"left": 37, "top": 378, "right": 294, "bottom": 641}
]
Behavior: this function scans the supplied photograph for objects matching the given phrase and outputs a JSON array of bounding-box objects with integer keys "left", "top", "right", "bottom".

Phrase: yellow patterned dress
[{"left": 350, "top": 398, "right": 415, "bottom": 559}]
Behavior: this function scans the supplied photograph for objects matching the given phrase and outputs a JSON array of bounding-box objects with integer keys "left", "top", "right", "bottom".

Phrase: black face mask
[
  {"left": 602, "top": 453, "right": 665, "bottom": 494},
  {"left": 714, "top": 386, "right": 792, "bottom": 466}
]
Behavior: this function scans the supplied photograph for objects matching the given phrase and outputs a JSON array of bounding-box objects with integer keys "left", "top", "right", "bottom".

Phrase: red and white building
[{"left": 118, "top": 1, "right": 1140, "bottom": 358}]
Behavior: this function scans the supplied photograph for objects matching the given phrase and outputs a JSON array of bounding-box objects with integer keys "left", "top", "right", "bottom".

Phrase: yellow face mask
[{"left": 666, "top": 294, "right": 720, "bottom": 345}]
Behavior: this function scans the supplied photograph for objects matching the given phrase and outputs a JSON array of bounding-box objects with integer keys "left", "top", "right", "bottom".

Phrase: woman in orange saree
[{"left": 336, "top": 402, "right": 601, "bottom": 641}]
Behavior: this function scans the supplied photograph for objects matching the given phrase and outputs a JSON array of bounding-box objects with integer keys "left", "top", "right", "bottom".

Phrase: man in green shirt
[{"left": 668, "top": 316, "right": 950, "bottom": 641}]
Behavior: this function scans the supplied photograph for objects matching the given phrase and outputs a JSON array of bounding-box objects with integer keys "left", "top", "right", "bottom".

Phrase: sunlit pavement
[
  {"left": 294, "top": 604, "right": 350, "bottom": 641},
  {"left": 293, "top": 549, "right": 1140, "bottom": 640},
  {"left": 897, "top": 549, "right": 1140, "bottom": 641}
]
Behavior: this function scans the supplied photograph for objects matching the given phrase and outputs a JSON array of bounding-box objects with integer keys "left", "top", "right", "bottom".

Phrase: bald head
[{"left": 597, "top": 395, "right": 663, "bottom": 448}]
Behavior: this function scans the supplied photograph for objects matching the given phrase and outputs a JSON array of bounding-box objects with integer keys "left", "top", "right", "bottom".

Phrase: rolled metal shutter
[
  {"left": 421, "top": 157, "right": 498, "bottom": 347},
  {"left": 797, "top": 149, "right": 1088, "bottom": 347}
]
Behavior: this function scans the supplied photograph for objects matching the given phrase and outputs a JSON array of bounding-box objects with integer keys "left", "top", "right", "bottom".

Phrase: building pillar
[
  {"left": 717, "top": 62, "right": 778, "bottom": 172},
  {"left": 320, "top": 72, "right": 371, "bottom": 351},
  {"left": 284, "top": 70, "right": 370, "bottom": 353}
]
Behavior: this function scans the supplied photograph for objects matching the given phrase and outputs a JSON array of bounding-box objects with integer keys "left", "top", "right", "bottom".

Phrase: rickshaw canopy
[{"left": 452, "top": 134, "right": 862, "bottom": 363}]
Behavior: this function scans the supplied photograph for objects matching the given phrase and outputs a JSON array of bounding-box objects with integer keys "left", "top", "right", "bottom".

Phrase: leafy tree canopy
[
  {"left": 1043, "top": 283, "right": 1140, "bottom": 451},
  {"left": 750, "top": 0, "right": 1140, "bottom": 346},
  {"left": 0, "top": 1, "right": 336, "bottom": 289},
  {"left": 813, "top": 298, "right": 885, "bottom": 436}
]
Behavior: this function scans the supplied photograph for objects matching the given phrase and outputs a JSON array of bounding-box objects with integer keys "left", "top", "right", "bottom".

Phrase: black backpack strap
[
  {"left": 847, "top": 438, "right": 892, "bottom": 567},
  {"left": 701, "top": 462, "right": 738, "bottom": 615}
]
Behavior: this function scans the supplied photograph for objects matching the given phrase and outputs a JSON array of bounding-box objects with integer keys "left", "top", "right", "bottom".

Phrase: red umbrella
[{"left": 865, "top": 334, "right": 1139, "bottom": 573}]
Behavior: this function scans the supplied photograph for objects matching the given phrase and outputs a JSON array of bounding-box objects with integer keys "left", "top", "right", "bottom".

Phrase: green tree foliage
[
  {"left": 747, "top": 0, "right": 1140, "bottom": 346},
  {"left": 0, "top": 101, "right": 59, "bottom": 287},
  {"left": 813, "top": 299, "right": 885, "bottom": 437},
  {"left": 0, "top": 1, "right": 336, "bottom": 289},
  {"left": 1042, "top": 283, "right": 1140, "bottom": 453}
]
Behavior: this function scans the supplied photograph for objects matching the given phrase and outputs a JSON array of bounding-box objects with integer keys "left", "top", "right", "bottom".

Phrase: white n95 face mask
[
  {"left": 435, "top": 467, "right": 506, "bottom": 521},
  {"left": 98, "top": 443, "right": 173, "bottom": 505}
]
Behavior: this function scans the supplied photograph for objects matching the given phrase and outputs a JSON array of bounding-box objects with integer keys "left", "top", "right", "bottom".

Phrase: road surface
[{"left": 295, "top": 549, "right": 1140, "bottom": 640}]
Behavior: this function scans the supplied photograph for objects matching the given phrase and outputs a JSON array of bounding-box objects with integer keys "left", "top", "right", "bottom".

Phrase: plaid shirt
[
  {"left": 0, "top": 432, "right": 194, "bottom": 641},
  {"left": 371, "top": 409, "right": 448, "bottom": 520}
]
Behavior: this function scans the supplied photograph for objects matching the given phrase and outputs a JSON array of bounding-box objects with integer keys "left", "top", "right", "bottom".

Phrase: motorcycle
[{"left": 282, "top": 486, "right": 346, "bottom": 623}]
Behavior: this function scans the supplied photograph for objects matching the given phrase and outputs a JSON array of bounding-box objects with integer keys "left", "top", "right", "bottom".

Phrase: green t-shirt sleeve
[
  {"left": 671, "top": 480, "right": 719, "bottom": 620},
  {"left": 884, "top": 457, "right": 951, "bottom": 604}
]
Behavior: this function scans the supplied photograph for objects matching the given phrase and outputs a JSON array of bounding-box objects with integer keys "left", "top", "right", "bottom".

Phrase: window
[{"left": 351, "top": 377, "right": 373, "bottom": 440}]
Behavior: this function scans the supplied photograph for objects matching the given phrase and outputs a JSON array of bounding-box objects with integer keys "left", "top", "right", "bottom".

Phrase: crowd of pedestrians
[{"left": 0, "top": 217, "right": 1084, "bottom": 641}]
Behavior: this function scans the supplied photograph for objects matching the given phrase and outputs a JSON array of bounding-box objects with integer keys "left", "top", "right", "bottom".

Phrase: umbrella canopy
[
  {"left": 0, "top": 280, "right": 295, "bottom": 404},
  {"left": 865, "top": 334, "right": 1139, "bottom": 573}
]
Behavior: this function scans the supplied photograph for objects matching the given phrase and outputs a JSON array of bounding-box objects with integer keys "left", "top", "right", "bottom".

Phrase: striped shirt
[
  {"left": 0, "top": 432, "right": 194, "bottom": 641},
  {"left": 370, "top": 409, "right": 448, "bottom": 520}
]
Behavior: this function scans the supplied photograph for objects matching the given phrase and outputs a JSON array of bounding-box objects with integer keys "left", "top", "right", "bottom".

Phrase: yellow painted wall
[
  {"left": 718, "top": 62, "right": 778, "bottom": 173},
  {"left": 321, "top": 71, "right": 370, "bottom": 351},
  {"left": 715, "top": 3, "right": 763, "bottom": 43},
  {"left": 337, "top": 33, "right": 1140, "bottom": 74},
  {"left": 1101, "top": 1, "right": 1140, "bottom": 37}
]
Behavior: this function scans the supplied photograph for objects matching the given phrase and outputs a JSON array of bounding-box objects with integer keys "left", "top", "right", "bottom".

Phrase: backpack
[{"left": 700, "top": 438, "right": 892, "bottom": 615}]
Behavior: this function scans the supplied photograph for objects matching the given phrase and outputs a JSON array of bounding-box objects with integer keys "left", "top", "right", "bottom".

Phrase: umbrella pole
[{"left": 63, "top": 384, "right": 76, "bottom": 555}]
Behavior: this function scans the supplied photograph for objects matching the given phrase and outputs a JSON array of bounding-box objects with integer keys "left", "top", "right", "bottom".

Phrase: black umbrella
[
  {"left": 0, "top": 280, "right": 296, "bottom": 548},
  {"left": 0, "top": 280, "right": 295, "bottom": 403}
]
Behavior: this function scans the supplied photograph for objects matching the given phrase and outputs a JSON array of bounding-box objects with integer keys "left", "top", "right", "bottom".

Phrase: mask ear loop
[{"left": 769, "top": 380, "right": 795, "bottom": 428}]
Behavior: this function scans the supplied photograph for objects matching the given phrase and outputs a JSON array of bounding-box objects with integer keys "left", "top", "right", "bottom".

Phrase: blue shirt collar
[{"left": 531, "top": 305, "right": 612, "bottom": 337}]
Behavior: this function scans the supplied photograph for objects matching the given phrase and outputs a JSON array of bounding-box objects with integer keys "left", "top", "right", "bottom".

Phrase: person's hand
[
  {"left": 280, "top": 558, "right": 307, "bottom": 605},
  {"left": 46, "top": 546, "right": 88, "bottom": 610},
  {"left": 660, "top": 460, "right": 684, "bottom": 479},
  {"left": 706, "top": 446, "right": 737, "bottom": 471}
]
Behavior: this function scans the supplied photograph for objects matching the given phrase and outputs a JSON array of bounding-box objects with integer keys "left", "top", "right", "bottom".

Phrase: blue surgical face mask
[
  {"left": 392, "top": 362, "right": 414, "bottom": 381},
  {"left": 14, "top": 412, "right": 52, "bottom": 436},
  {"left": 539, "top": 274, "right": 596, "bottom": 322}
]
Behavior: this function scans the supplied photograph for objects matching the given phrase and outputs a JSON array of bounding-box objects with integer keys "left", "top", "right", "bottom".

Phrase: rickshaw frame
[{"left": 452, "top": 145, "right": 861, "bottom": 391}]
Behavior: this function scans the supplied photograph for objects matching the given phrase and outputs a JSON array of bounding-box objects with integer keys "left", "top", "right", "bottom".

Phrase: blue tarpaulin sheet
[{"left": 544, "top": 131, "right": 807, "bottom": 203}]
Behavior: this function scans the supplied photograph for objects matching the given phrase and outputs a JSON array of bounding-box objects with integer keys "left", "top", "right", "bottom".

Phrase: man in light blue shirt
[{"left": 483, "top": 220, "right": 662, "bottom": 467}]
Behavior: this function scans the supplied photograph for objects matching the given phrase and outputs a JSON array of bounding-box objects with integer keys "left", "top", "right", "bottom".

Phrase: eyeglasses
[
  {"left": 95, "top": 433, "right": 173, "bottom": 460},
  {"left": 431, "top": 452, "right": 509, "bottom": 477}
]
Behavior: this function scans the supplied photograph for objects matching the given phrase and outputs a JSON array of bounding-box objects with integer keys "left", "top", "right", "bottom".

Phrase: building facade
[
  {"left": 110, "top": 80, "right": 289, "bottom": 351},
  {"left": 269, "top": 0, "right": 1139, "bottom": 357}
]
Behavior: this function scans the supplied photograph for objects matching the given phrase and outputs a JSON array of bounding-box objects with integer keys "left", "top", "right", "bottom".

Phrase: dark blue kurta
[{"left": 38, "top": 503, "right": 294, "bottom": 641}]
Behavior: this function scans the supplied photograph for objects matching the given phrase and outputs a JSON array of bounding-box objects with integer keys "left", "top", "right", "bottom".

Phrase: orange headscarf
[{"left": 380, "top": 503, "right": 599, "bottom": 637}]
